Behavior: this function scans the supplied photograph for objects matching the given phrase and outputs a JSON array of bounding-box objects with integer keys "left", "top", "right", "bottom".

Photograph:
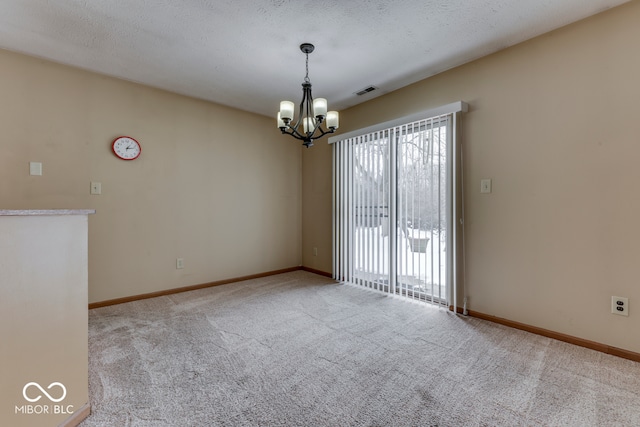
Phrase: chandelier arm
[
  {"left": 280, "top": 126, "right": 307, "bottom": 141},
  {"left": 288, "top": 116, "right": 304, "bottom": 135},
  {"left": 281, "top": 99, "right": 307, "bottom": 141},
  {"left": 310, "top": 125, "right": 336, "bottom": 139},
  {"left": 280, "top": 121, "right": 333, "bottom": 144},
  {"left": 283, "top": 92, "right": 307, "bottom": 139},
  {"left": 302, "top": 83, "right": 314, "bottom": 138}
]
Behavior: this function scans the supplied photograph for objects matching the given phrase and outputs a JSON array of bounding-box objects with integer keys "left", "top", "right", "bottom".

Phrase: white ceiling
[{"left": 0, "top": 0, "right": 630, "bottom": 118}]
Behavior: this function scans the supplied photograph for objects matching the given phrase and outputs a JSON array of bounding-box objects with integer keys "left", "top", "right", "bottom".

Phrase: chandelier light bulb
[
  {"left": 326, "top": 111, "right": 339, "bottom": 130},
  {"left": 303, "top": 117, "right": 315, "bottom": 134},
  {"left": 279, "top": 101, "right": 295, "bottom": 122},
  {"left": 313, "top": 98, "right": 327, "bottom": 118}
]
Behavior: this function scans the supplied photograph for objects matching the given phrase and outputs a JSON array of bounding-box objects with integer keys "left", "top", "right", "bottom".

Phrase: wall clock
[{"left": 112, "top": 136, "right": 141, "bottom": 160}]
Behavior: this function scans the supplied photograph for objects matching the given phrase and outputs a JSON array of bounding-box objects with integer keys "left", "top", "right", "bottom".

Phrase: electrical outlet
[
  {"left": 313, "top": 247, "right": 318, "bottom": 256},
  {"left": 176, "top": 258, "right": 184, "bottom": 269},
  {"left": 611, "top": 296, "right": 628, "bottom": 316}
]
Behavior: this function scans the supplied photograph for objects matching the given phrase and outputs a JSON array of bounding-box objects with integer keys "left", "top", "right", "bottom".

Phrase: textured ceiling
[{"left": 0, "top": 0, "right": 631, "bottom": 118}]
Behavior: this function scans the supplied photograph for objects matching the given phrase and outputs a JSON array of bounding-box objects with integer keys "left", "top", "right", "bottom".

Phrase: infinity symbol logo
[{"left": 22, "top": 382, "right": 67, "bottom": 403}]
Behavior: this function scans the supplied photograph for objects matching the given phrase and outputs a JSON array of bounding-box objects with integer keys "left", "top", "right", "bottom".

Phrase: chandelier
[{"left": 277, "top": 43, "right": 339, "bottom": 148}]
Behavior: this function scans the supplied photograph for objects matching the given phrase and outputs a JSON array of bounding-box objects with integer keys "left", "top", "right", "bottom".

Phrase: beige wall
[
  {"left": 303, "top": 1, "right": 640, "bottom": 354},
  {"left": 0, "top": 50, "right": 302, "bottom": 303}
]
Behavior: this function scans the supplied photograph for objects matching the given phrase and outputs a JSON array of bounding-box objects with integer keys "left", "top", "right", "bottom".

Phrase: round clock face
[{"left": 112, "top": 136, "right": 141, "bottom": 160}]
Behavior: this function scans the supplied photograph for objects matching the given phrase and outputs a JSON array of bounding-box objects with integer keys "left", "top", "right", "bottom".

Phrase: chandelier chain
[{"left": 304, "top": 52, "right": 310, "bottom": 83}]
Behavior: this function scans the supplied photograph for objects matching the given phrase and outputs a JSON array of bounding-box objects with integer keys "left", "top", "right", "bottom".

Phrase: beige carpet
[{"left": 80, "top": 271, "right": 640, "bottom": 426}]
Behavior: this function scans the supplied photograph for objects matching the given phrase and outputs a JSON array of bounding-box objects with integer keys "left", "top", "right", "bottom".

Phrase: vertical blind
[{"left": 331, "top": 102, "right": 466, "bottom": 309}]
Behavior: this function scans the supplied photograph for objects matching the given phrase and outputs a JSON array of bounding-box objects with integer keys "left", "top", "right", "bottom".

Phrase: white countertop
[{"left": 0, "top": 209, "right": 95, "bottom": 216}]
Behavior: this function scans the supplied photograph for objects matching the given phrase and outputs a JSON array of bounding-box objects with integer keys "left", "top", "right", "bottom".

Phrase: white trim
[{"left": 328, "top": 101, "right": 468, "bottom": 144}]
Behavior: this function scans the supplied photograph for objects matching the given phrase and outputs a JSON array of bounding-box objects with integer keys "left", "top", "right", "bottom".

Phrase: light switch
[
  {"left": 29, "top": 162, "right": 42, "bottom": 176},
  {"left": 90, "top": 182, "right": 102, "bottom": 195},
  {"left": 480, "top": 179, "right": 492, "bottom": 194}
]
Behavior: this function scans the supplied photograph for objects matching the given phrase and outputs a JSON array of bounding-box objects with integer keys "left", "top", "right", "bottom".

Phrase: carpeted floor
[{"left": 80, "top": 271, "right": 640, "bottom": 426}]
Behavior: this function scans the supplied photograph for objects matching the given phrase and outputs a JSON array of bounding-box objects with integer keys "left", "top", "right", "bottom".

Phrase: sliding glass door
[
  {"left": 351, "top": 131, "right": 391, "bottom": 292},
  {"left": 396, "top": 118, "right": 450, "bottom": 303},
  {"left": 333, "top": 104, "right": 464, "bottom": 308}
]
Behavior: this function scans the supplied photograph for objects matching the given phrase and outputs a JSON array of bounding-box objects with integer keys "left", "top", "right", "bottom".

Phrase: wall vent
[{"left": 355, "top": 86, "right": 378, "bottom": 96}]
